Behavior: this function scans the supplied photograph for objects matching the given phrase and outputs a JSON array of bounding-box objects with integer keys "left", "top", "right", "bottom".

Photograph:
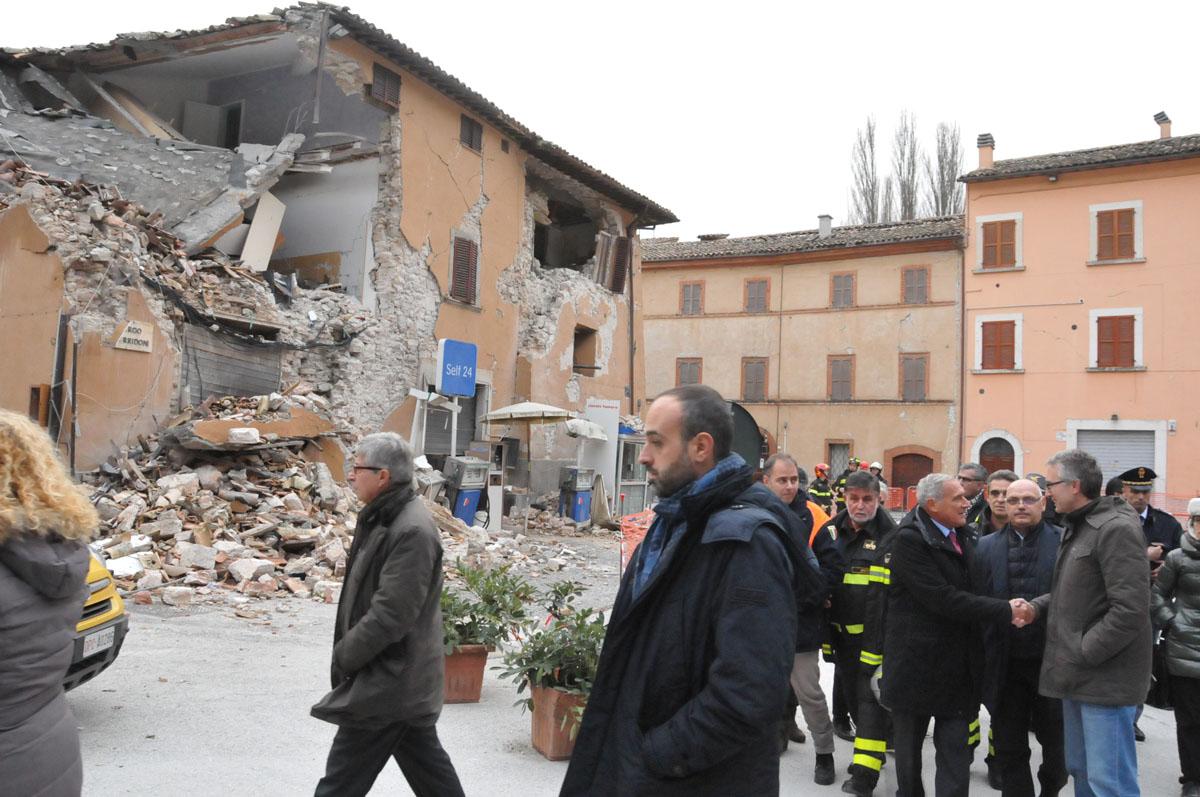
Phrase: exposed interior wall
[
  {"left": 0, "top": 206, "right": 62, "bottom": 417},
  {"left": 270, "top": 157, "right": 380, "bottom": 300}
]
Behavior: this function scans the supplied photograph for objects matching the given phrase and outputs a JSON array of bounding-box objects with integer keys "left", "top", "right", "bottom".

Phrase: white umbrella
[{"left": 484, "top": 401, "right": 578, "bottom": 423}]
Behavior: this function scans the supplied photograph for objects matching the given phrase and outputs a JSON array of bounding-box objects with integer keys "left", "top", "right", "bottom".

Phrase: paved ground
[{"left": 73, "top": 598, "right": 1184, "bottom": 796}]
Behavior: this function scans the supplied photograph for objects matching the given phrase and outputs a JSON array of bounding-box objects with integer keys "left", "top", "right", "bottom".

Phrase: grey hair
[
  {"left": 356, "top": 432, "right": 415, "bottom": 488},
  {"left": 1047, "top": 449, "right": 1103, "bottom": 500},
  {"left": 916, "top": 473, "right": 956, "bottom": 506},
  {"left": 987, "top": 469, "right": 1020, "bottom": 486},
  {"left": 958, "top": 462, "right": 988, "bottom": 480}
]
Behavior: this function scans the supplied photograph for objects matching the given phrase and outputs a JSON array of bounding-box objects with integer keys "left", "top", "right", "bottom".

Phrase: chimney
[
  {"left": 818, "top": 214, "right": 832, "bottom": 238},
  {"left": 1155, "top": 111, "right": 1172, "bottom": 139},
  {"left": 977, "top": 133, "right": 995, "bottom": 169},
  {"left": 697, "top": 233, "right": 728, "bottom": 242}
]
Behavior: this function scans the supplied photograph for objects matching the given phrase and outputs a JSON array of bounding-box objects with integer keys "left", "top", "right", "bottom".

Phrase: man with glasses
[
  {"left": 973, "top": 479, "right": 1067, "bottom": 797},
  {"left": 312, "top": 433, "right": 465, "bottom": 797},
  {"left": 977, "top": 470, "right": 1019, "bottom": 537},
  {"left": 959, "top": 463, "right": 990, "bottom": 529},
  {"left": 1017, "top": 449, "right": 1150, "bottom": 796}
]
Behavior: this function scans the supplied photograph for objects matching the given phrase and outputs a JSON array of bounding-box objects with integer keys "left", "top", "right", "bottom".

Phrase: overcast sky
[{"left": 8, "top": 1, "right": 1196, "bottom": 240}]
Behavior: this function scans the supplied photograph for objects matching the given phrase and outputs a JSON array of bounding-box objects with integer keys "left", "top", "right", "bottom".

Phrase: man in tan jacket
[{"left": 1016, "top": 449, "right": 1151, "bottom": 797}]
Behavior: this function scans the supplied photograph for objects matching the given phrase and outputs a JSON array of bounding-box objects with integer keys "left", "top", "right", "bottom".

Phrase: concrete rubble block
[
  {"left": 312, "top": 580, "right": 342, "bottom": 603},
  {"left": 212, "top": 540, "right": 248, "bottom": 558},
  {"left": 176, "top": 541, "right": 218, "bottom": 570},
  {"left": 183, "top": 570, "right": 216, "bottom": 586},
  {"left": 161, "top": 586, "right": 194, "bottom": 607},
  {"left": 282, "top": 492, "right": 306, "bottom": 513},
  {"left": 194, "top": 464, "right": 224, "bottom": 493},
  {"left": 284, "top": 556, "right": 316, "bottom": 576},
  {"left": 283, "top": 577, "right": 310, "bottom": 597},
  {"left": 133, "top": 591, "right": 153, "bottom": 605},
  {"left": 107, "top": 555, "right": 144, "bottom": 579},
  {"left": 227, "top": 558, "right": 276, "bottom": 583},
  {"left": 317, "top": 539, "right": 346, "bottom": 565},
  {"left": 227, "top": 427, "right": 262, "bottom": 445},
  {"left": 139, "top": 514, "right": 183, "bottom": 540},
  {"left": 127, "top": 534, "right": 154, "bottom": 553},
  {"left": 313, "top": 463, "right": 340, "bottom": 509},
  {"left": 136, "top": 570, "right": 165, "bottom": 590},
  {"left": 156, "top": 472, "right": 200, "bottom": 497}
]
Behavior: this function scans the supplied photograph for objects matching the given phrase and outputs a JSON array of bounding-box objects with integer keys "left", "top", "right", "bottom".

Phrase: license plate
[{"left": 82, "top": 626, "right": 116, "bottom": 658}]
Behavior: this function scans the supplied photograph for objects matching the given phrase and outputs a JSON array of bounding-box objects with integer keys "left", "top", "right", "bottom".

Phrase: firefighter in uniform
[
  {"left": 827, "top": 469, "right": 896, "bottom": 789},
  {"left": 834, "top": 457, "right": 861, "bottom": 514},
  {"left": 810, "top": 463, "right": 835, "bottom": 515}
]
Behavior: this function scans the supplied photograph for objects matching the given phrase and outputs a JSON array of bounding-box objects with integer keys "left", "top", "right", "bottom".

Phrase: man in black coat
[
  {"left": 1120, "top": 466, "right": 1183, "bottom": 568},
  {"left": 972, "top": 478, "right": 1067, "bottom": 797},
  {"left": 762, "top": 452, "right": 845, "bottom": 785},
  {"left": 561, "top": 385, "right": 802, "bottom": 796},
  {"left": 882, "top": 473, "right": 1017, "bottom": 797},
  {"left": 960, "top": 462, "right": 989, "bottom": 528},
  {"left": 311, "top": 433, "right": 464, "bottom": 797}
]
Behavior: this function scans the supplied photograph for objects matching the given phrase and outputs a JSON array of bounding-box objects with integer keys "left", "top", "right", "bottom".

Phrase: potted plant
[
  {"left": 441, "top": 561, "right": 534, "bottom": 703},
  {"left": 498, "top": 581, "right": 607, "bottom": 760}
]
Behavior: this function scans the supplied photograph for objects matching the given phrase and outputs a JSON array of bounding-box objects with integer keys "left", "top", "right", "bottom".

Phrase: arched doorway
[
  {"left": 980, "top": 437, "right": 1016, "bottom": 474},
  {"left": 891, "top": 453, "right": 934, "bottom": 491}
]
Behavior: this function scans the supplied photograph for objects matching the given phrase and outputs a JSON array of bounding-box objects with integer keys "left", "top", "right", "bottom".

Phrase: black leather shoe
[
  {"left": 833, "top": 716, "right": 856, "bottom": 742},
  {"left": 987, "top": 760, "right": 1003, "bottom": 790},
  {"left": 789, "top": 719, "right": 807, "bottom": 743},
  {"left": 840, "top": 776, "right": 871, "bottom": 796},
  {"left": 815, "top": 753, "right": 836, "bottom": 786},
  {"left": 1134, "top": 723, "right": 1146, "bottom": 742}
]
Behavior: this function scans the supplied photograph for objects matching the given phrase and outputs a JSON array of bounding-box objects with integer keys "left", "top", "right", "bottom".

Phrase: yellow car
[{"left": 64, "top": 552, "right": 129, "bottom": 691}]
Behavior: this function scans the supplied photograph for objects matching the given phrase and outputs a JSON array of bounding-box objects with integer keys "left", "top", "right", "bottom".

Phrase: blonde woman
[{"left": 0, "top": 409, "right": 98, "bottom": 797}]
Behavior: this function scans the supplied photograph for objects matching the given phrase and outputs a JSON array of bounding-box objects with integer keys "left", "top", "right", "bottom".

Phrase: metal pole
[{"left": 449, "top": 396, "right": 459, "bottom": 457}]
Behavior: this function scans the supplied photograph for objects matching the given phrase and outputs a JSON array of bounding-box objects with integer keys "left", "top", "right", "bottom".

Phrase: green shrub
[{"left": 441, "top": 560, "right": 536, "bottom": 654}]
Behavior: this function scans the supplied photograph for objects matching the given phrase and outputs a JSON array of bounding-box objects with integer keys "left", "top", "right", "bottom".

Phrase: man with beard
[
  {"left": 973, "top": 479, "right": 1067, "bottom": 797},
  {"left": 311, "top": 433, "right": 464, "bottom": 797},
  {"left": 762, "top": 453, "right": 845, "bottom": 785},
  {"left": 561, "top": 386, "right": 803, "bottom": 796}
]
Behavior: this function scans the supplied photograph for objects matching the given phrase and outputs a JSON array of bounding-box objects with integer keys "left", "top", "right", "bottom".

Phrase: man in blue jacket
[
  {"left": 973, "top": 478, "right": 1067, "bottom": 797},
  {"left": 561, "top": 385, "right": 804, "bottom": 796}
]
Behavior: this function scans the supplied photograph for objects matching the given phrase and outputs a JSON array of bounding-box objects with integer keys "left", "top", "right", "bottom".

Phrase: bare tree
[
  {"left": 879, "top": 176, "right": 896, "bottom": 223},
  {"left": 849, "top": 117, "right": 880, "bottom": 224},
  {"left": 923, "top": 121, "right": 964, "bottom": 216},
  {"left": 891, "top": 111, "right": 921, "bottom": 220}
]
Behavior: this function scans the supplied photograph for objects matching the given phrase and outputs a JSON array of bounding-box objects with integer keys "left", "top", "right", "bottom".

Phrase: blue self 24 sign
[{"left": 437, "top": 339, "right": 477, "bottom": 397}]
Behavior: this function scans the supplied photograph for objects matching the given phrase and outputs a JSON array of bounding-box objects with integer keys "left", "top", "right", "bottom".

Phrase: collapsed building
[{"left": 0, "top": 4, "right": 675, "bottom": 496}]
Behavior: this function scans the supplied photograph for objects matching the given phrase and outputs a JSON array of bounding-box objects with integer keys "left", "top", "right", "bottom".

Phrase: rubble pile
[
  {"left": 87, "top": 392, "right": 359, "bottom": 606},
  {"left": 0, "top": 160, "right": 368, "bottom": 348}
]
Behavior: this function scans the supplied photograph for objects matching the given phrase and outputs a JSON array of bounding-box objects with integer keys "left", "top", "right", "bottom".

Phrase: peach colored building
[
  {"left": 641, "top": 218, "right": 964, "bottom": 493},
  {"left": 961, "top": 115, "right": 1200, "bottom": 506}
]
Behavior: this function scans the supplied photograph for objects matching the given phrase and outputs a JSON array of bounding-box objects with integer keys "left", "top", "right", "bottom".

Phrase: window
[
  {"left": 450, "top": 236, "right": 478, "bottom": 304},
  {"left": 831, "top": 273, "right": 855, "bottom": 308},
  {"left": 680, "top": 281, "right": 704, "bottom": 315},
  {"left": 980, "top": 320, "right": 1016, "bottom": 370},
  {"left": 1089, "top": 201, "right": 1143, "bottom": 264},
  {"left": 608, "top": 237, "right": 630, "bottom": 294},
  {"left": 828, "top": 355, "right": 854, "bottom": 401},
  {"left": 976, "top": 212, "right": 1022, "bottom": 270},
  {"left": 676, "top": 358, "right": 702, "bottom": 386},
  {"left": 370, "top": 63, "right": 401, "bottom": 108},
  {"left": 744, "top": 279, "right": 769, "bottom": 313},
  {"left": 900, "top": 354, "right": 928, "bottom": 401},
  {"left": 1096, "top": 315, "right": 1136, "bottom": 368},
  {"left": 741, "top": 358, "right": 768, "bottom": 402},
  {"left": 573, "top": 326, "right": 599, "bottom": 376},
  {"left": 460, "top": 114, "right": 483, "bottom": 152},
  {"left": 902, "top": 266, "right": 928, "bottom": 304},
  {"left": 500, "top": 139, "right": 510, "bottom": 153}
]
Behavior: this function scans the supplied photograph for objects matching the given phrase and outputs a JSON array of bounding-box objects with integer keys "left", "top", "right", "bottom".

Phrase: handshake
[{"left": 1010, "top": 598, "right": 1036, "bottom": 628}]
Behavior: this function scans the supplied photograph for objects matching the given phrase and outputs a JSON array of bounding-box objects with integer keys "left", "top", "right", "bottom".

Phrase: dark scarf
[
  {"left": 1064, "top": 498, "right": 1100, "bottom": 532},
  {"left": 345, "top": 483, "right": 415, "bottom": 583}
]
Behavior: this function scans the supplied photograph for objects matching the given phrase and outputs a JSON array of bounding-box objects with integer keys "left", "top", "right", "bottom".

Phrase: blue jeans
[{"left": 1061, "top": 698, "right": 1139, "bottom": 797}]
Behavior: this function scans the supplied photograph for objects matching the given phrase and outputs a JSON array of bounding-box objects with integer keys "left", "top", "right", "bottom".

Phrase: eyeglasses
[
  {"left": 1005, "top": 496, "right": 1041, "bottom": 506},
  {"left": 957, "top": 476, "right": 984, "bottom": 483},
  {"left": 1044, "top": 479, "right": 1068, "bottom": 488},
  {"left": 351, "top": 465, "right": 384, "bottom": 473}
]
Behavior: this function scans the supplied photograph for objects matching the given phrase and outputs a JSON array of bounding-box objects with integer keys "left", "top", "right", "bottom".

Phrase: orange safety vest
[{"left": 808, "top": 501, "right": 831, "bottom": 546}]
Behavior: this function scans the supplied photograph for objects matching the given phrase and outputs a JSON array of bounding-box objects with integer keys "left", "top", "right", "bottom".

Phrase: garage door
[{"left": 1076, "top": 429, "right": 1156, "bottom": 484}]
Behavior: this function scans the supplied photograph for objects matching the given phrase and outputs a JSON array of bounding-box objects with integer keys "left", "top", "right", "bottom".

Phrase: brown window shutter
[
  {"left": 371, "top": 64, "right": 400, "bottom": 108},
  {"left": 1116, "top": 208, "right": 1135, "bottom": 258},
  {"left": 1098, "top": 315, "right": 1135, "bottom": 367},
  {"left": 609, "top": 237, "right": 630, "bottom": 294},
  {"left": 999, "top": 220, "right": 1016, "bottom": 266},
  {"left": 1097, "top": 210, "right": 1115, "bottom": 260},
  {"left": 981, "top": 321, "right": 1015, "bottom": 370},
  {"left": 452, "top": 237, "right": 478, "bottom": 304},
  {"left": 982, "top": 222, "right": 998, "bottom": 267}
]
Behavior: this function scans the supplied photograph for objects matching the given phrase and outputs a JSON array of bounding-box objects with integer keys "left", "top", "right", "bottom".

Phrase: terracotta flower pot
[
  {"left": 530, "top": 685, "right": 586, "bottom": 760},
  {"left": 444, "top": 645, "right": 489, "bottom": 703}
]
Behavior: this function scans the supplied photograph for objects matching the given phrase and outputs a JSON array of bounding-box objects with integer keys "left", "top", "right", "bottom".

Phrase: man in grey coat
[
  {"left": 311, "top": 432, "right": 464, "bottom": 797},
  {"left": 1017, "top": 449, "right": 1151, "bottom": 797}
]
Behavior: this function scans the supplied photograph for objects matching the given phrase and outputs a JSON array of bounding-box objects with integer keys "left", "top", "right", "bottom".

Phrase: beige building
[
  {"left": 641, "top": 217, "right": 964, "bottom": 493},
  {"left": 0, "top": 7, "right": 673, "bottom": 495}
]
